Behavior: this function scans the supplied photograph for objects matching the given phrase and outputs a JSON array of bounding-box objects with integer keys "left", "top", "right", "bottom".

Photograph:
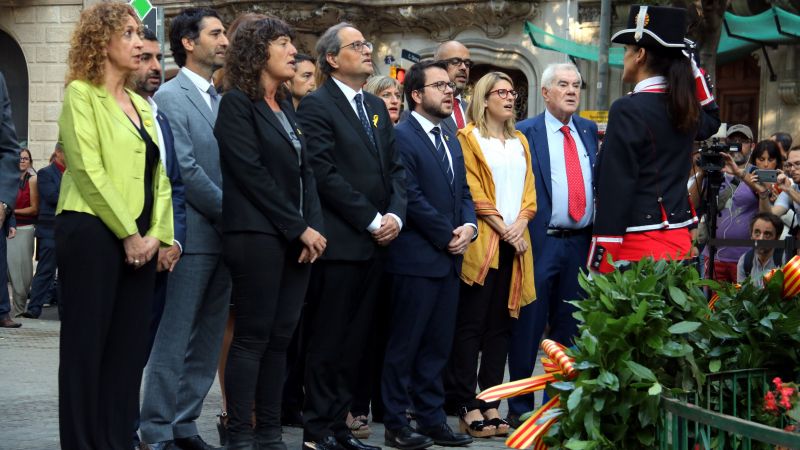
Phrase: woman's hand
[
  {"left": 298, "top": 227, "right": 326, "bottom": 263},
  {"left": 511, "top": 238, "right": 528, "bottom": 255},
  {"left": 502, "top": 218, "right": 529, "bottom": 245},
  {"left": 123, "top": 233, "right": 158, "bottom": 269}
]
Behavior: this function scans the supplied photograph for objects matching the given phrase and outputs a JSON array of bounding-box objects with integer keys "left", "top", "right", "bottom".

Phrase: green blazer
[{"left": 57, "top": 79, "right": 173, "bottom": 245}]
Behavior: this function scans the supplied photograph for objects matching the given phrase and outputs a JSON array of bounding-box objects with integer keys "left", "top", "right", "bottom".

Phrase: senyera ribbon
[{"left": 476, "top": 339, "right": 576, "bottom": 449}]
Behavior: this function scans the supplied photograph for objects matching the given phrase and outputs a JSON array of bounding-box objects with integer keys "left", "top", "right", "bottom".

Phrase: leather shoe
[
  {"left": 336, "top": 434, "right": 380, "bottom": 450},
  {"left": 145, "top": 441, "right": 178, "bottom": 450},
  {"left": 303, "top": 436, "right": 344, "bottom": 450},
  {"left": 174, "top": 435, "right": 219, "bottom": 450},
  {"left": 20, "top": 311, "right": 39, "bottom": 319},
  {"left": 384, "top": 426, "right": 432, "bottom": 450},
  {"left": 417, "top": 423, "right": 472, "bottom": 447},
  {"left": 0, "top": 317, "right": 21, "bottom": 328}
]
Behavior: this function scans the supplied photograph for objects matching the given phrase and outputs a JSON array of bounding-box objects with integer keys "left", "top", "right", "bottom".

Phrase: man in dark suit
[
  {"left": 510, "top": 62, "right": 598, "bottom": 423},
  {"left": 297, "top": 22, "right": 406, "bottom": 450},
  {"left": 434, "top": 41, "right": 471, "bottom": 133},
  {"left": 139, "top": 8, "right": 229, "bottom": 450},
  {"left": 382, "top": 60, "right": 475, "bottom": 450},
  {"left": 0, "top": 72, "right": 21, "bottom": 328},
  {"left": 131, "top": 28, "right": 188, "bottom": 449},
  {"left": 22, "top": 143, "right": 65, "bottom": 319}
]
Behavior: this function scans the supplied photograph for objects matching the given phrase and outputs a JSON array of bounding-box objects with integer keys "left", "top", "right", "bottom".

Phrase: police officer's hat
[{"left": 611, "top": 5, "right": 687, "bottom": 49}]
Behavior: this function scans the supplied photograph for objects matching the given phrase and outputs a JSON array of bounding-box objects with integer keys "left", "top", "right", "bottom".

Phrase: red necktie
[
  {"left": 560, "top": 125, "right": 585, "bottom": 222},
  {"left": 453, "top": 98, "right": 465, "bottom": 129}
]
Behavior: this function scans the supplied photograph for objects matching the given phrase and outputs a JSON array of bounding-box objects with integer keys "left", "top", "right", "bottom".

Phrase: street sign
[
  {"left": 142, "top": 8, "right": 157, "bottom": 32},
  {"left": 401, "top": 49, "right": 420, "bottom": 63},
  {"left": 129, "top": 0, "right": 153, "bottom": 20},
  {"left": 580, "top": 110, "right": 609, "bottom": 133}
]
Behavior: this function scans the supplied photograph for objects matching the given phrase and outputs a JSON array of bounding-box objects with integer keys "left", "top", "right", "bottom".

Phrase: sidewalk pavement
[{"left": 0, "top": 311, "right": 528, "bottom": 450}]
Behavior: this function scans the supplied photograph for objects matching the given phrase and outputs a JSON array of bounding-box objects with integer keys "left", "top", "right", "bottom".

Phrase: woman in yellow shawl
[{"left": 446, "top": 71, "right": 537, "bottom": 438}]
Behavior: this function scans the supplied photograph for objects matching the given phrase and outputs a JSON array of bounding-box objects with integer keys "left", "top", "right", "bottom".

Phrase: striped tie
[{"left": 430, "top": 126, "right": 453, "bottom": 184}]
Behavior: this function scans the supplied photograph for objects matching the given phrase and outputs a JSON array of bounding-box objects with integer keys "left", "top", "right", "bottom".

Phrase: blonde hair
[
  {"left": 66, "top": 3, "right": 140, "bottom": 85},
  {"left": 466, "top": 71, "right": 516, "bottom": 139},
  {"left": 364, "top": 76, "right": 400, "bottom": 97}
]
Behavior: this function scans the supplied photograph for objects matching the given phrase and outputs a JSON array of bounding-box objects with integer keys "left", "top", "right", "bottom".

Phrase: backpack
[{"left": 742, "top": 248, "right": 784, "bottom": 276}]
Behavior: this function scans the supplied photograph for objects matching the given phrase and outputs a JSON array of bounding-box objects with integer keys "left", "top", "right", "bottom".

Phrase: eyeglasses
[
  {"left": 488, "top": 88, "right": 518, "bottom": 99},
  {"left": 442, "top": 57, "right": 474, "bottom": 69},
  {"left": 420, "top": 81, "right": 456, "bottom": 93},
  {"left": 340, "top": 40, "right": 373, "bottom": 53},
  {"left": 380, "top": 92, "right": 403, "bottom": 101},
  {"left": 19, "top": 157, "right": 30, "bottom": 161}
]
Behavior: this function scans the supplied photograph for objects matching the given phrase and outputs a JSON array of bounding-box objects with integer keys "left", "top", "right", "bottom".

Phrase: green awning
[{"left": 523, "top": 6, "right": 800, "bottom": 67}]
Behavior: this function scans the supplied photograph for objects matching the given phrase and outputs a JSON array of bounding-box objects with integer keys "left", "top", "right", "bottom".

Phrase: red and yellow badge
[{"left": 634, "top": 13, "right": 651, "bottom": 27}]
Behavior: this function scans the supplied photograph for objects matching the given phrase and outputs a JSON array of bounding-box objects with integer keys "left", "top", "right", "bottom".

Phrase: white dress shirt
[
  {"left": 472, "top": 128, "right": 526, "bottom": 227},
  {"left": 331, "top": 76, "right": 403, "bottom": 232},
  {"left": 544, "top": 109, "right": 594, "bottom": 229},
  {"left": 181, "top": 67, "right": 214, "bottom": 111}
]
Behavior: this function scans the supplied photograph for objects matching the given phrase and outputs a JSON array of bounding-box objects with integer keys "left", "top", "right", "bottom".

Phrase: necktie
[
  {"left": 453, "top": 97, "right": 465, "bottom": 129},
  {"left": 560, "top": 125, "right": 586, "bottom": 222},
  {"left": 430, "top": 126, "right": 453, "bottom": 185},
  {"left": 354, "top": 93, "right": 377, "bottom": 150},
  {"left": 208, "top": 84, "right": 220, "bottom": 115}
]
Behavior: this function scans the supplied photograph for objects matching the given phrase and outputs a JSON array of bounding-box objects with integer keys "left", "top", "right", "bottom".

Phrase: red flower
[
  {"left": 766, "top": 391, "right": 779, "bottom": 412},
  {"left": 774, "top": 377, "right": 784, "bottom": 390}
]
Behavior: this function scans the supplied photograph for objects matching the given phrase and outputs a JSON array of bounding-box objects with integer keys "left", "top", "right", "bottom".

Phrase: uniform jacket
[{"left": 0, "top": 73, "right": 21, "bottom": 210}]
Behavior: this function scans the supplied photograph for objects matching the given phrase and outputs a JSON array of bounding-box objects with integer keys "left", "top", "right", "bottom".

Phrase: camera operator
[{"left": 699, "top": 125, "right": 773, "bottom": 283}]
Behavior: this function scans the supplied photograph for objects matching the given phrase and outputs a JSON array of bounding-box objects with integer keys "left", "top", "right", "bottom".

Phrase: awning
[{"left": 523, "top": 6, "right": 800, "bottom": 68}]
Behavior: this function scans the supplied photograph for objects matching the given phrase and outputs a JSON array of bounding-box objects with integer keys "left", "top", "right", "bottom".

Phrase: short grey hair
[
  {"left": 364, "top": 76, "right": 400, "bottom": 97},
  {"left": 315, "top": 22, "right": 354, "bottom": 76},
  {"left": 541, "top": 63, "right": 581, "bottom": 89}
]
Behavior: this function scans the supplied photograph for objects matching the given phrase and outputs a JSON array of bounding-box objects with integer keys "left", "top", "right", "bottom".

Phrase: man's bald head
[{"left": 434, "top": 40, "right": 471, "bottom": 94}]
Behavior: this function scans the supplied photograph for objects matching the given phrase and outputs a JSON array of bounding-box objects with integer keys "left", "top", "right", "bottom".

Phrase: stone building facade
[{"left": 0, "top": 0, "right": 798, "bottom": 167}]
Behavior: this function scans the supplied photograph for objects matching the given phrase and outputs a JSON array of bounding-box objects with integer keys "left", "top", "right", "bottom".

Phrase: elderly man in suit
[
  {"left": 381, "top": 60, "right": 475, "bottom": 450},
  {"left": 509, "top": 62, "right": 598, "bottom": 424},
  {"left": 139, "top": 8, "right": 229, "bottom": 450},
  {"left": 296, "top": 22, "right": 406, "bottom": 450},
  {"left": 0, "top": 72, "right": 21, "bottom": 328}
]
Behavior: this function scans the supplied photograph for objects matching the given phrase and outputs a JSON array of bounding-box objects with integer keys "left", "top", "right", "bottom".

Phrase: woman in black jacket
[{"left": 214, "top": 17, "right": 326, "bottom": 450}]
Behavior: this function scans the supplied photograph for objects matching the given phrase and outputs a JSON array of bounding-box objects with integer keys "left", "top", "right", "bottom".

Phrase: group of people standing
[{"left": 21, "top": 2, "right": 724, "bottom": 450}]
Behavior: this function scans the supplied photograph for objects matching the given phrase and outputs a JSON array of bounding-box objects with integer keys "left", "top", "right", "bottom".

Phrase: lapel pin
[
  {"left": 444, "top": 135, "right": 450, "bottom": 142},
  {"left": 143, "top": 119, "right": 152, "bottom": 127},
  {"left": 296, "top": 128, "right": 303, "bottom": 136},
  {"left": 373, "top": 114, "right": 379, "bottom": 128}
]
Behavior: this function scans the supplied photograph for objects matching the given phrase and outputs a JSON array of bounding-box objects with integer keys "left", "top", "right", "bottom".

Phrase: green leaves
[
  {"left": 625, "top": 361, "right": 657, "bottom": 382},
  {"left": 668, "top": 321, "right": 702, "bottom": 334}
]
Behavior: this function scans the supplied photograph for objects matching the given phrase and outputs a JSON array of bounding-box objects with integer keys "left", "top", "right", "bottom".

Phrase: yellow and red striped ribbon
[{"left": 505, "top": 396, "right": 561, "bottom": 449}]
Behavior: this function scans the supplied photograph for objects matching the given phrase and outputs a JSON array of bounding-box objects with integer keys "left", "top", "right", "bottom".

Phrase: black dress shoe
[
  {"left": 417, "top": 423, "right": 472, "bottom": 447},
  {"left": 0, "top": 317, "right": 21, "bottom": 328},
  {"left": 303, "top": 436, "right": 345, "bottom": 450},
  {"left": 174, "top": 435, "right": 219, "bottom": 450},
  {"left": 335, "top": 434, "right": 380, "bottom": 450},
  {"left": 384, "top": 426, "right": 432, "bottom": 450}
]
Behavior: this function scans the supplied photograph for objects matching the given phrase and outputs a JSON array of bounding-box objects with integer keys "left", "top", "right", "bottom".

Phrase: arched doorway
[{"left": 0, "top": 29, "right": 28, "bottom": 143}]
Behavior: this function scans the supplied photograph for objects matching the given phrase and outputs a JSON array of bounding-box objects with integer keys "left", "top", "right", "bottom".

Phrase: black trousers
[
  {"left": 303, "top": 258, "right": 383, "bottom": 442},
  {"left": 57, "top": 212, "right": 156, "bottom": 450},
  {"left": 223, "top": 232, "right": 310, "bottom": 442},
  {"left": 445, "top": 242, "right": 514, "bottom": 411}
]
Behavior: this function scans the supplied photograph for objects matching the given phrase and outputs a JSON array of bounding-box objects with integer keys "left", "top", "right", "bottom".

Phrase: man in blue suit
[
  {"left": 510, "top": 62, "right": 598, "bottom": 423},
  {"left": 382, "top": 60, "right": 476, "bottom": 450},
  {"left": 23, "top": 143, "right": 65, "bottom": 319},
  {"left": 132, "top": 28, "right": 188, "bottom": 449}
]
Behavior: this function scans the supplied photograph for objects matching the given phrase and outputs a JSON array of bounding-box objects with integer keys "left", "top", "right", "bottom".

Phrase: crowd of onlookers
[{"left": 0, "top": 3, "right": 796, "bottom": 450}]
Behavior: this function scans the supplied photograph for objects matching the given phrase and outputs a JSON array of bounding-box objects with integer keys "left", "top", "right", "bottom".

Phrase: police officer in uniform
[{"left": 589, "top": 4, "right": 721, "bottom": 272}]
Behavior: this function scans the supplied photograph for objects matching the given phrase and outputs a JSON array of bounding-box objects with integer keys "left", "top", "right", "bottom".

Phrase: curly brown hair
[
  {"left": 66, "top": 3, "right": 140, "bottom": 86},
  {"left": 223, "top": 17, "right": 295, "bottom": 100}
]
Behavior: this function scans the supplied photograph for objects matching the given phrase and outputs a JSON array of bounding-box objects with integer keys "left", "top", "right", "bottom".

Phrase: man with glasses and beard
[{"left": 381, "top": 60, "right": 476, "bottom": 450}]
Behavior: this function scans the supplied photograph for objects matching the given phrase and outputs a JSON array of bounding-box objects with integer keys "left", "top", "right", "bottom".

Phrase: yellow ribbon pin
[
  {"left": 296, "top": 128, "right": 302, "bottom": 136},
  {"left": 372, "top": 114, "right": 379, "bottom": 127},
  {"left": 143, "top": 119, "right": 152, "bottom": 127}
]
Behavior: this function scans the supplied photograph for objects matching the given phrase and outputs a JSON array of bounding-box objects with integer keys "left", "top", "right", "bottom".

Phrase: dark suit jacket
[
  {"left": 386, "top": 114, "right": 476, "bottom": 278},
  {"left": 34, "top": 162, "right": 63, "bottom": 239},
  {"left": 516, "top": 112, "right": 598, "bottom": 257},
  {"left": 215, "top": 88, "right": 323, "bottom": 241},
  {"left": 0, "top": 73, "right": 20, "bottom": 210},
  {"left": 297, "top": 77, "right": 405, "bottom": 261},
  {"left": 155, "top": 110, "right": 187, "bottom": 249}
]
